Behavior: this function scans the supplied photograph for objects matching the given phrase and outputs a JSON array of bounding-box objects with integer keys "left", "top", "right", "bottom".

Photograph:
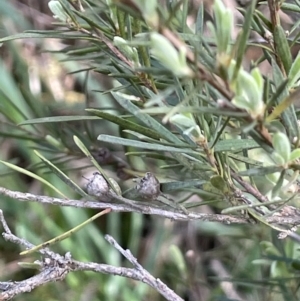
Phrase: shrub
[{"left": 1, "top": 0, "right": 300, "bottom": 300}]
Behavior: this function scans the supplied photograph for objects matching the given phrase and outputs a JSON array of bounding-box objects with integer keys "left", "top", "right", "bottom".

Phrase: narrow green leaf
[
  {"left": 19, "top": 116, "right": 100, "bottom": 125},
  {"left": 0, "top": 131, "right": 41, "bottom": 142},
  {"left": 267, "top": 88, "right": 300, "bottom": 133},
  {"left": 170, "top": 154, "right": 212, "bottom": 179},
  {"left": 280, "top": 2, "right": 300, "bottom": 14},
  {"left": 122, "top": 132, "right": 193, "bottom": 148},
  {"left": 288, "top": 52, "right": 300, "bottom": 88},
  {"left": 0, "top": 91, "right": 28, "bottom": 124},
  {"left": 227, "top": 153, "right": 263, "bottom": 166},
  {"left": 160, "top": 179, "right": 206, "bottom": 192},
  {"left": 238, "top": 166, "right": 283, "bottom": 176},
  {"left": 158, "top": 164, "right": 183, "bottom": 170},
  {"left": 97, "top": 134, "right": 200, "bottom": 154},
  {"left": 251, "top": 9, "right": 272, "bottom": 31},
  {"left": 272, "top": 58, "right": 289, "bottom": 100},
  {"left": 271, "top": 170, "right": 285, "bottom": 198},
  {"left": 111, "top": 91, "right": 186, "bottom": 145},
  {"left": 214, "top": 139, "right": 259, "bottom": 152},
  {"left": 140, "top": 106, "right": 248, "bottom": 117},
  {"left": 213, "top": 0, "right": 233, "bottom": 54},
  {"left": 18, "top": 262, "right": 41, "bottom": 269},
  {"left": 72, "top": 7, "right": 111, "bottom": 32},
  {"left": 195, "top": 2, "right": 204, "bottom": 34},
  {"left": 73, "top": 136, "right": 118, "bottom": 194},
  {"left": 181, "top": 0, "right": 189, "bottom": 33},
  {"left": 271, "top": 59, "right": 299, "bottom": 140},
  {"left": 20, "top": 208, "right": 111, "bottom": 255},
  {"left": 179, "top": 155, "right": 213, "bottom": 171},
  {"left": 266, "top": 79, "right": 289, "bottom": 109},
  {"left": 0, "top": 32, "right": 97, "bottom": 43},
  {"left": 86, "top": 108, "right": 162, "bottom": 140},
  {"left": 273, "top": 25, "right": 292, "bottom": 73},
  {"left": 125, "top": 151, "right": 177, "bottom": 161},
  {"left": 222, "top": 203, "right": 266, "bottom": 214},
  {"left": 34, "top": 150, "right": 88, "bottom": 197},
  {"left": 0, "top": 161, "right": 68, "bottom": 198},
  {"left": 233, "top": 0, "right": 256, "bottom": 80}
]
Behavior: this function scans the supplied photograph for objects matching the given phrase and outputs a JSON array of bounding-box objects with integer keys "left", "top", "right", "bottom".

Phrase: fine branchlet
[{"left": 1, "top": 185, "right": 300, "bottom": 233}]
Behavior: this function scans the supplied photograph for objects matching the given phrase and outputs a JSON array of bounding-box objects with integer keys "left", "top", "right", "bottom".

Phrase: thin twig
[
  {"left": 0, "top": 186, "right": 249, "bottom": 224},
  {"left": 104, "top": 235, "right": 184, "bottom": 301},
  {"left": 1, "top": 186, "right": 300, "bottom": 227}
]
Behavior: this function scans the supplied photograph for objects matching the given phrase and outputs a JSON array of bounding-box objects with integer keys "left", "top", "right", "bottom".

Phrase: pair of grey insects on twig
[{"left": 85, "top": 171, "right": 187, "bottom": 213}]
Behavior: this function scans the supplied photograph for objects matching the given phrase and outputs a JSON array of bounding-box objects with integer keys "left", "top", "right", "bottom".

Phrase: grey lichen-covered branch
[
  {"left": 0, "top": 186, "right": 249, "bottom": 224},
  {"left": 0, "top": 210, "right": 183, "bottom": 301},
  {"left": 1, "top": 186, "right": 300, "bottom": 227}
]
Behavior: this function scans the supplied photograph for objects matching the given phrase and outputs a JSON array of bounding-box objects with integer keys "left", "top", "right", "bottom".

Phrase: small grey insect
[
  {"left": 86, "top": 172, "right": 109, "bottom": 199},
  {"left": 135, "top": 172, "right": 161, "bottom": 201}
]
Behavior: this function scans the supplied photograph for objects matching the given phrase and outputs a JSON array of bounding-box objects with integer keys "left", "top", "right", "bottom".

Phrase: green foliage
[{"left": 1, "top": 0, "right": 300, "bottom": 300}]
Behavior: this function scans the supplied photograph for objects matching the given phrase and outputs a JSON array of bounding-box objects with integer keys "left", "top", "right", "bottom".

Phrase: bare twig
[
  {"left": 1, "top": 186, "right": 300, "bottom": 226},
  {"left": 104, "top": 235, "right": 184, "bottom": 301},
  {"left": 0, "top": 186, "right": 249, "bottom": 224},
  {"left": 0, "top": 210, "right": 183, "bottom": 301},
  {"left": 267, "top": 0, "right": 280, "bottom": 28}
]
